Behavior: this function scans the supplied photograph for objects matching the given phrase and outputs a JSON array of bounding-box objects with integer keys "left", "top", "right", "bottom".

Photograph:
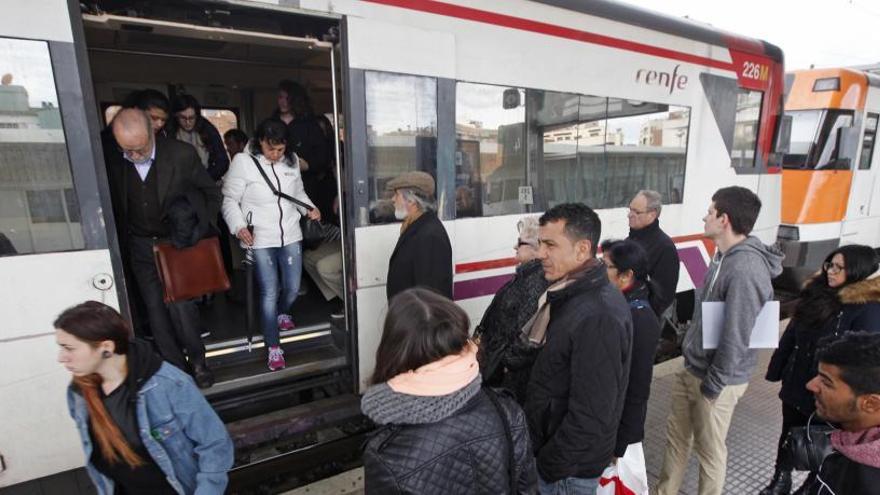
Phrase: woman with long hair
[
  {"left": 362, "top": 288, "right": 536, "bottom": 494},
  {"left": 222, "top": 118, "right": 320, "bottom": 371},
  {"left": 57, "top": 301, "right": 233, "bottom": 494},
  {"left": 474, "top": 216, "right": 549, "bottom": 403},
  {"left": 761, "top": 245, "right": 880, "bottom": 495},
  {"left": 170, "top": 94, "right": 230, "bottom": 181}
]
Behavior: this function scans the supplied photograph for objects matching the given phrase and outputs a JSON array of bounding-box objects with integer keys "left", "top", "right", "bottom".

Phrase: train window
[
  {"left": 860, "top": 113, "right": 878, "bottom": 170},
  {"left": 782, "top": 109, "right": 854, "bottom": 170},
  {"left": 532, "top": 91, "right": 610, "bottom": 209},
  {"left": 455, "top": 82, "right": 526, "bottom": 218},
  {"left": 731, "top": 89, "right": 762, "bottom": 168},
  {"left": 0, "top": 38, "right": 84, "bottom": 256},
  {"left": 364, "top": 71, "right": 437, "bottom": 224},
  {"left": 604, "top": 99, "right": 690, "bottom": 207}
]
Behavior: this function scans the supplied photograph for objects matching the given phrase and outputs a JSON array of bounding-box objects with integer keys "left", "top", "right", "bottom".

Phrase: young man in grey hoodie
[{"left": 656, "top": 186, "right": 784, "bottom": 495}]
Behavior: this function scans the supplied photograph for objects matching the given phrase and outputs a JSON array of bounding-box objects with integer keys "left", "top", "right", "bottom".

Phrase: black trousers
[
  {"left": 127, "top": 235, "right": 206, "bottom": 371},
  {"left": 774, "top": 401, "right": 811, "bottom": 471}
]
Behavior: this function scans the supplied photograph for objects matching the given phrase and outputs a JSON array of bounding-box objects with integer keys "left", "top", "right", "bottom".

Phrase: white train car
[{"left": 0, "top": 0, "right": 784, "bottom": 489}]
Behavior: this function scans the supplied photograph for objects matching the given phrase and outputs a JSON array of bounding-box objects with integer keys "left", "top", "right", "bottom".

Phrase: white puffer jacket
[{"left": 222, "top": 152, "right": 315, "bottom": 249}]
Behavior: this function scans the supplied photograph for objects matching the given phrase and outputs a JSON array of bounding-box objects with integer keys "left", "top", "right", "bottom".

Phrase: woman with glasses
[
  {"left": 170, "top": 94, "right": 230, "bottom": 181},
  {"left": 473, "top": 217, "right": 549, "bottom": 403},
  {"left": 761, "top": 244, "right": 880, "bottom": 495}
]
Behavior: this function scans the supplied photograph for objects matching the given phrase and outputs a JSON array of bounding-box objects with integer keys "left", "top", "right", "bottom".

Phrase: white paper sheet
[{"left": 701, "top": 300, "right": 780, "bottom": 349}]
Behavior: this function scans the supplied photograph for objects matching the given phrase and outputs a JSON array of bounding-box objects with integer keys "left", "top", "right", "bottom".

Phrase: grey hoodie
[{"left": 683, "top": 236, "right": 784, "bottom": 399}]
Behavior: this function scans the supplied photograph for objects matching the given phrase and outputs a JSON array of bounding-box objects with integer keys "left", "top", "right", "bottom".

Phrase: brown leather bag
[{"left": 153, "top": 237, "right": 231, "bottom": 303}]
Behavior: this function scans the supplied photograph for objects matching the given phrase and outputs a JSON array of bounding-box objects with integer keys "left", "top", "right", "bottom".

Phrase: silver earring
[{"left": 101, "top": 350, "right": 112, "bottom": 359}]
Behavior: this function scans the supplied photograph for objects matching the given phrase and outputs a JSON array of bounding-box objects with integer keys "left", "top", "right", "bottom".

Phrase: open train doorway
[{"left": 79, "top": 1, "right": 352, "bottom": 417}]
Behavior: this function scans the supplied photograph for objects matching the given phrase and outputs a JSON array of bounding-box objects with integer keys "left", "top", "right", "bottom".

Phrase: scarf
[
  {"left": 831, "top": 425, "right": 880, "bottom": 468},
  {"left": 176, "top": 128, "right": 209, "bottom": 168},
  {"left": 387, "top": 340, "right": 479, "bottom": 396},
  {"left": 521, "top": 258, "right": 599, "bottom": 346}
]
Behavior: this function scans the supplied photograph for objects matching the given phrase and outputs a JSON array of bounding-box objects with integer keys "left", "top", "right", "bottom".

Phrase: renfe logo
[{"left": 635, "top": 65, "right": 688, "bottom": 94}]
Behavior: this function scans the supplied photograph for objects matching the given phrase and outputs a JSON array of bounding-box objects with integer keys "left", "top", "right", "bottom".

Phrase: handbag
[
  {"left": 597, "top": 443, "right": 649, "bottom": 495},
  {"left": 483, "top": 386, "right": 518, "bottom": 495},
  {"left": 153, "top": 236, "right": 231, "bottom": 303},
  {"left": 787, "top": 413, "right": 835, "bottom": 472},
  {"left": 248, "top": 155, "right": 340, "bottom": 249}
]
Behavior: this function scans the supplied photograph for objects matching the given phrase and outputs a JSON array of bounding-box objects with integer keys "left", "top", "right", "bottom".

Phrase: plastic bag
[{"left": 597, "top": 442, "right": 649, "bottom": 495}]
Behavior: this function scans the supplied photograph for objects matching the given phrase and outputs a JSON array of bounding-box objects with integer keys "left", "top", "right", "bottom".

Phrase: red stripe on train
[
  {"left": 363, "top": 0, "right": 735, "bottom": 72},
  {"left": 453, "top": 233, "right": 714, "bottom": 274}
]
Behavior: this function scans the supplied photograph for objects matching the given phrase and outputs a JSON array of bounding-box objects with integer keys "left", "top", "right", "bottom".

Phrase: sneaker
[
  {"left": 277, "top": 314, "right": 295, "bottom": 331},
  {"left": 267, "top": 346, "right": 286, "bottom": 371}
]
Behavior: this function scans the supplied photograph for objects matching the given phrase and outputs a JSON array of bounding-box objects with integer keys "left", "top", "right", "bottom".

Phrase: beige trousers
[
  {"left": 303, "top": 240, "right": 343, "bottom": 301},
  {"left": 655, "top": 365, "right": 748, "bottom": 495}
]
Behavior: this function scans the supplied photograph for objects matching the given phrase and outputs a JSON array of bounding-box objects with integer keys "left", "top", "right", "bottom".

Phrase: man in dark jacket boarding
[
  {"left": 385, "top": 171, "right": 453, "bottom": 300},
  {"left": 524, "top": 203, "right": 633, "bottom": 494},
  {"left": 626, "top": 189, "right": 679, "bottom": 318}
]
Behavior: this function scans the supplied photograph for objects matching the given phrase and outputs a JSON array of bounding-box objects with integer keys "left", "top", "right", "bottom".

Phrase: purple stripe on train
[{"left": 453, "top": 245, "right": 709, "bottom": 301}]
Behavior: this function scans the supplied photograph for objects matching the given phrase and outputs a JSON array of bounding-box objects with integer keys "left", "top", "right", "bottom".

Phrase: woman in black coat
[
  {"left": 601, "top": 240, "right": 662, "bottom": 458},
  {"left": 761, "top": 244, "right": 880, "bottom": 495},
  {"left": 474, "top": 217, "right": 549, "bottom": 404},
  {"left": 362, "top": 288, "right": 536, "bottom": 494}
]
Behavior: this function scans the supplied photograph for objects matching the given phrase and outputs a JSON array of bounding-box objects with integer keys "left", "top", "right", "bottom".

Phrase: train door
[
  {"left": 843, "top": 108, "right": 878, "bottom": 246},
  {"left": 0, "top": 0, "right": 126, "bottom": 487}
]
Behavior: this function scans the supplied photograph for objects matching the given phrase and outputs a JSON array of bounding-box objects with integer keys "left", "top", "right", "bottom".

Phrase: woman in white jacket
[{"left": 222, "top": 119, "right": 320, "bottom": 371}]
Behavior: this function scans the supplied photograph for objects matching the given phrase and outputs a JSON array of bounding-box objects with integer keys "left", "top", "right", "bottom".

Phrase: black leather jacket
[{"left": 363, "top": 386, "right": 537, "bottom": 494}]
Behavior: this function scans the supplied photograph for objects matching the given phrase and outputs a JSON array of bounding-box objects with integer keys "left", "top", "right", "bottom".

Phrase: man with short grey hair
[
  {"left": 385, "top": 171, "right": 452, "bottom": 300},
  {"left": 626, "top": 189, "right": 679, "bottom": 317}
]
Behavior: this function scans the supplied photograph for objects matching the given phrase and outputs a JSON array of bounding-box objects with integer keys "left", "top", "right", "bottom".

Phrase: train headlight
[{"left": 777, "top": 225, "right": 800, "bottom": 241}]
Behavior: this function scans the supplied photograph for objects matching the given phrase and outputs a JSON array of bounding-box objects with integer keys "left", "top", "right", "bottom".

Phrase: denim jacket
[{"left": 66, "top": 363, "right": 234, "bottom": 495}]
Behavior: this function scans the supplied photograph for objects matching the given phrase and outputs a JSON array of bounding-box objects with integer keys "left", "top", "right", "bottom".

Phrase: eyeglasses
[
  {"left": 514, "top": 240, "right": 535, "bottom": 249},
  {"left": 823, "top": 261, "right": 845, "bottom": 274},
  {"left": 628, "top": 208, "right": 654, "bottom": 216},
  {"left": 117, "top": 141, "right": 153, "bottom": 162}
]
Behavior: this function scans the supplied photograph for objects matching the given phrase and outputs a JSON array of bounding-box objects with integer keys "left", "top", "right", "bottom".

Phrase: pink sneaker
[
  {"left": 277, "top": 314, "right": 295, "bottom": 331},
  {"left": 267, "top": 346, "right": 286, "bottom": 371}
]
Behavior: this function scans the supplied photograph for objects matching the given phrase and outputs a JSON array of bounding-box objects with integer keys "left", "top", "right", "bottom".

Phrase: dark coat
[
  {"left": 628, "top": 219, "right": 679, "bottom": 317},
  {"left": 386, "top": 211, "right": 452, "bottom": 300},
  {"left": 106, "top": 137, "right": 221, "bottom": 252},
  {"left": 363, "top": 387, "right": 537, "bottom": 494},
  {"left": 804, "top": 452, "right": 880, "bottom": 495},
  {"left": 767, "top": 276, "right": 880, "bottom": 415},
  {"left": 615, "top": 282, "right": 662, "bottom": 457},
  {"left": 476, "top": 259, "right": 550, "bottom": 403},
  {"left": 524, "top": 261, "right": 633, "bottom": 482}
]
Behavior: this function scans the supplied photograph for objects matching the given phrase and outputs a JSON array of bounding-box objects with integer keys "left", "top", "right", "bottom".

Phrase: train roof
[{"left": 532, "top": 0, "right": 783, "bottom": 63}]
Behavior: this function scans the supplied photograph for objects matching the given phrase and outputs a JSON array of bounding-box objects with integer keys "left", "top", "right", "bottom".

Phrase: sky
[
  {"left": 0, "top": 38, "right": 58, "bottom": 107},
  {"left": 620, "top": 0, "right": 880, "bottom": 70}
]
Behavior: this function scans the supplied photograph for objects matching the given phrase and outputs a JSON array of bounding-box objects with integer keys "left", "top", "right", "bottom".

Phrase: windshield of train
[{"left": 782, "top": 109, "right": 854, "bottom": 169}]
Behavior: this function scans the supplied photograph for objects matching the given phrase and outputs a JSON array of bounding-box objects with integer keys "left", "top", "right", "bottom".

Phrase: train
[{"left": 0, "top": 0, "right": 785, "bottom": 491}]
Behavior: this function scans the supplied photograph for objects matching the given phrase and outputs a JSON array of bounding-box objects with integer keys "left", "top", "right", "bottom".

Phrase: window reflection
[
  {"left": 455, "top": 83, "right": 526, "bottom": 218},
  {"left": 0, "top": 38, "right": 82, "bottom": 256},
  {"left": 731, "top": 89, "right": 762, "bottom": 167},
  {"left": 365, "top": 72, "right": 437, "bottom": 224},
  {"left": 860, "top": 113, "right": 878, "bottom": 170}
]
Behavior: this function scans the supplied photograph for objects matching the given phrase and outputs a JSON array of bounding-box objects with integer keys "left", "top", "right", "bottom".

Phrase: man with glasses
[
  {"left": 626, "top": 190, "right": 679, "bottom": 318},
  {"left": 107, "top": 108, "right": 221, "bottom": 388}
]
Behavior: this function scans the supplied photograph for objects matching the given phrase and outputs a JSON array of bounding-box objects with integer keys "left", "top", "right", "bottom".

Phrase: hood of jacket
[
  {"left": 361, "top": 376, "right": 481, "bottom": 425},
  {"left": 719, "top": 235, "right": 784, "bottom": 282},
  {"left": 126, "top": 338, "right": 164, "bottom": 396},
  {"left": 839, "top": 271, "right": 880, "bottom": 305}
]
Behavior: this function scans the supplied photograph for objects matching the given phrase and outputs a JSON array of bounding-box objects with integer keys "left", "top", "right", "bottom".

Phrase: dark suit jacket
[
  {"left": 386, "top": 211, "right": 453, "bottom": 301},
  {"left": 106, "top": 137, "right": 221, "bottom": 251}
]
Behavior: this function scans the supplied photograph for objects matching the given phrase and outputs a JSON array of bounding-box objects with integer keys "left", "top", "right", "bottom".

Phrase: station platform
[{"left": 287, "top": 321, "right": 808, "bottom": 495}]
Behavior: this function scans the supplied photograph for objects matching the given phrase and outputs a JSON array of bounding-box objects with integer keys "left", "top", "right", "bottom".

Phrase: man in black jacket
[
  {"left": 385, "top": 171, "right": 452, "bottom": 300},
  {"left": 626, "top": 190, "right": 679, "bottom": 317},
  {"left": 800, "top": 332, "right": 880, "bottom": 495},
  {"left": 524, "top": 203, "right": 633, "bottom": 493},
  {"left": 108, "top": 108, "right": 220, "bottom": 388}
]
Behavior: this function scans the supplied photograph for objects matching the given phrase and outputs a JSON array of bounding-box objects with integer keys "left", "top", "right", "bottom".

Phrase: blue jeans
[
  {"left": 253, "top": 242, "right": 302, "bottom": 347},
  {"left": 538, "top": 475, "right": 600, "bottom": 495}
]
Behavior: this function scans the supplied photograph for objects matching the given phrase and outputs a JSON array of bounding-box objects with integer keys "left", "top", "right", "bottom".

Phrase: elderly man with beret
[{"left": 385, "top": 171, "right": 453, "bottom": 300}]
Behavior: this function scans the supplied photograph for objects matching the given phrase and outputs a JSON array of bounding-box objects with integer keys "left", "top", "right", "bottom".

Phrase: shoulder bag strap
[
  {"left": 484, "top": 386, "right": 517, "bottom": 494},
  {"left": 248, "top": 154, "right": 313, "bottom": 211}
]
